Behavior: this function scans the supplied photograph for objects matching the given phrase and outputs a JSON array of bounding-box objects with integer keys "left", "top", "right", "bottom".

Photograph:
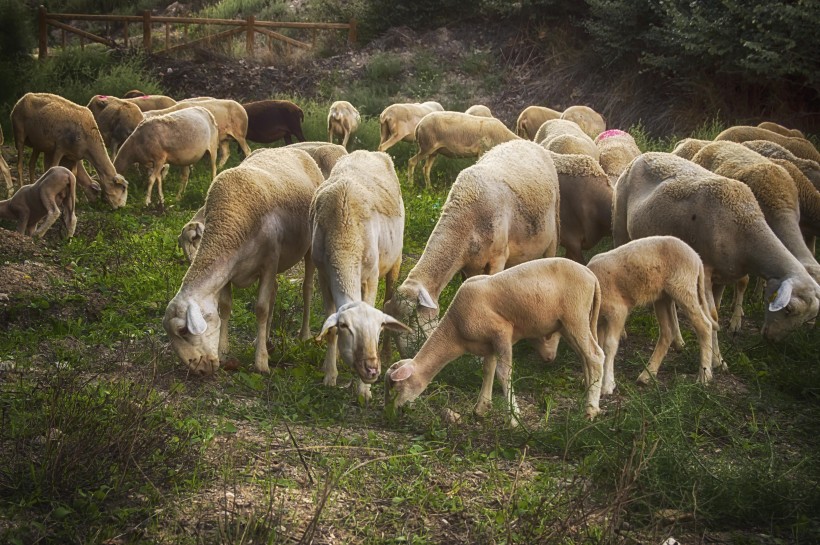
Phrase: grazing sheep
[
  {"left": 588, "top": 236, "right": 719, "bottom": 392},
  {"left": 86, "top": 95, "right": 145, "bottom": 157},
  {"left": 385, "top": 140, "right": 561, "bottom": 356},
  {"left": 385, "top": 258, "right": 605, "bottom": 425},
  {"left": 715, "top": 125, "right": 820, "bottom": 164},
  {"left": 327, "top": 100, "right": 361, "bottom": 149},
  {"left": 163, "top": 148, "right": 323, "bottom": 374},
  {"left": 114, "top": 106, "right": 219, "bottom": 205},
  {"left": 671, "top": 138, "right": 711, "bottom": 161},
  {"left": 408, "top": 111, "right": 521, "bottom": 187},
  {"left": 757, "top": 121, "right": 805, "bottom": 139},
  {"left": 377, "top": 101, "right": 444, "bottom": 152},
  {"left": 11, "top": 92, "right": 129, "bottom": 209},
  {"left": 740, "top": 139, "right": 820, "bottom": 192},
  {"left": 285, "top": 141, "right": 348, "bottom": 179},
  {"left": 465, "top": 104, "right": 493, "bottom": 117},
  {"left": 516, "top": 105, "right": 562, "bottom": 140},
  {"left": 550, "top": 153, "right": 613, "bottom": 263},
  {"left": 242, "top": 99, "right": 305, "bottom": 145},
  {"left": 124, "top": 94, "right": 177, "bottom": 112},
  {"left": 0, "top": 126, "right": 13, "bottom": 195},
  {"left": 561, "top": 105, "right": 606, "bottom": 139},
  {"left": 0, "top": 166, "right": 76, "bottom": 238},
  {"left": 594, "top": 129, "right": 641, "bottom": 183},
  {"left": 534, "top": 119, "right": 599, "bottom": 160},
  {"left": 613, "top": 153, "right": 820, "bottom": 362},
  {"left": 311, "top": 150, "right": 412, "bottom": 401},
  {"left": 178, "top": 205, "right": 205, "bottom": 262}
]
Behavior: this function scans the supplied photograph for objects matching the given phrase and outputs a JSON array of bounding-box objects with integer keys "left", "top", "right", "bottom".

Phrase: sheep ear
[
  {"left": 768, "top": 279, "right": 794, "bottom": 312},
  {"left": 114, "top": 174, "right": 129, "bottom": 187},
  {"left": 417, "top": 287, "right": 437, "bottom": 309},
  {"left": 382, "top": 313, "right": 412, "bottom": 334},
  {"left": 390, "top": 363, "right": 415, "bottom": 382},
  {"left": 186, "top": 301, "right": 208, "bottom": 335},
  {"left": 316, "top": 313, "right": 339, "bottom": 341}
]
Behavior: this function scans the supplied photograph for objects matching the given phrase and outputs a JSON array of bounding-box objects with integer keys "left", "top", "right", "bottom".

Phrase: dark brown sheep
[{"left": 242, "top": 100, "right": 306, "bottom": 144}]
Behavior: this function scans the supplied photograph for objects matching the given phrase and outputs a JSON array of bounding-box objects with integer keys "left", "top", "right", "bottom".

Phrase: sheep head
[
  {"left": 761, "top": 276, "right": 820, "bottom": 341},
  {"left": 383, "top": 281, "right": 439, "bottom": 357},
  {"left": 317, "top": 301, "right": 411, "bottom": 383},
  {"left": 102, "top": 173, "right": 129, "bottom": 209},
  {"left": 163, "top": 295, "right": 222, "bottom": 374},
  {"left": 384, "top": 359, "right": 425, "bottom": 418}
]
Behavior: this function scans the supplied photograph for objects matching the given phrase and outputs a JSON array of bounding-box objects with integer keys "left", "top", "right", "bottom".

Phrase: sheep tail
[
  {"left": 590, "top": 277, "right": 602, "bottom": 345},
  {"left": 697, "top": 262, "right": 720, "bottom": 330},
  {"left": 64, "top": 169, "right": 77, "bottom": 237}
]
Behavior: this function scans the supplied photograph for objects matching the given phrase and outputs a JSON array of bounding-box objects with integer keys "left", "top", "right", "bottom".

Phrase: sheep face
[
  {"left": 384, "top": 359, "right": 424, "bottom": 416},
  {"left": 163, "top": 297, "right": 222, "bottom": 374},
  {"left": 761, "top": 278, "right": 820, "bottom": 341}
]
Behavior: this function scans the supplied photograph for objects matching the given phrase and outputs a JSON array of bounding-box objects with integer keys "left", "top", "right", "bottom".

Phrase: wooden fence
[{"left": 37, "top": 5, "right": 357, "bottom": 60}]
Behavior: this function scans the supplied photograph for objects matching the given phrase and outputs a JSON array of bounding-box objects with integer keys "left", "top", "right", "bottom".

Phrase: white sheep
[
  {"left": 740, "top": 139, "right": 820, "bottom": 192},
  {"left": 594, "top": 129, "right": 641, "bottom": 183},
  {"left": 87, "top": 95, "right": 145, "bottom": 157},
  {"left": 310, "top": 150, "right": 412, "bottom": 401},
  {"left": 0, "top": 125, "right": 13, "bottom": 195},
  {"left": 715, "top": 125, "right": 820, "bottom": 164},
  {"left": 377, "top": 101, "right": 444, "bottom": 152},
  {"left": 587, "top": 236, "right": 719, "bottom": 393},
  {"left": 613, "top": 153, "right": 820, "bottom": 364},
  {"left": 163, "top": 148, "right": 323, "bottom": 374},
  {"left": 11, "top": 92, "right": 129, "bottom": 208},
  {"left": 670, "top": 138, "right": 711, "bottom": 161},
  {"left": 0, "top": 166, "right": 76, "bottom": 238},
  {"left": 408, "top": 111, "right": 521, "bottom": 188},
  {"left": 561, "top": 105, "right": 606, "bottom": 139},
  {"left": 327, "top": 100, "right": 361, "bottom": 149},
  {"left": 114, "top": 106, "right": 220, "bottom": 205},
  {"left": 465, "top": 104, "right": 493, "bottom": 117},
  {"left": 757, "top": 121, "right": 804, "bottom": 139},
  {"left": 285, "top": 141, "right": 348, "bottom": 179},
  {"left": 516, "top": 105, "right": 562, "bottom": 140},
  {"left": 385, "top": 258, "right": 605, "bottom": 425},
  {"left": 534, "top": 119, "right": 599, "bottom": 160},
  {"left": 385, "top": 140, "right": 561, "bottom": 356}
]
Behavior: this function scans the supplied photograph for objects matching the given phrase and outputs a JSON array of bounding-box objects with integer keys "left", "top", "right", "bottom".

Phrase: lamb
[
  {"left": 86, "top": 95, "right": 145, "bottom": 157},
  {"left": 408, "top": 111, "right": 521, "bottom": 188},
  {"left": 0, "top": 126, "right": 13, "bottom": 195},
  {"left": 384, "top": 140, "right": 561, "bottom": 356},
  {"left": 560, "top": 105, "right": 606, "bottom": 139},
  {"left": 671, "top": 138, "right": 711, "bottom": 161},
  {"left": 516, "top": 105, "right": 562, "bottom": 140},
  {"left": 310, "top": 150, "right": 412, "bottom": 401},
  {"left": 385, "top": 258, "right": 605, "bottom": 425},
  {"left": 10, "top": 92, "right": 129, "bottom": 208},
  {"left": 178, "top": 205, "right": 206, "bottom": 262},
  {"left": 327, "top": 100, "right": 360, "bottom": 149},
  {"left": 145, "top": 98, "right": 252, "bottom": 167},
  {"left": 740, "top": 139, "right": 820, "bottom": 191},
  {"left": 242, "top": 99, "right": 306, "bottom": 145},
  {"left": 377, "top": 101, "right": 444, "bottom": 152},
  {"left": 612, "top": 153, "right": 820, "bottom": 364},
  {"left": 715, "top": 125, "right": 820, "bottom": 164},
  {"left": 534, "top": 119, "right": 599, "bottom": 160},
  {"left": 0, "top": 166, "right": 76, "bottom": 238},
  {"left": 114, "top": 106, "right": 219, "bottom": 205},
  {"left": 757, "top": 121, "right": 805, "bottom": 139},
  {"left": 550, "top": 153, "right": 613, "bottom": 263},
  {"left": 465, "top": 104, "right": 493, "bottom": 117},
  {"left": 587, "top": 236, "right": 719, "bottom": 393},
  {"left": 123, "top": 94, "right": 177, "bottom": 112},
  {"left": 285, "top": 141, "right": 348, "bottom": 179},
  {"left": 163, "top": 147, "right": 323, "bottom": 374},
  {"left": 594, "top": 129, "right": 641, "bottom": 183}
]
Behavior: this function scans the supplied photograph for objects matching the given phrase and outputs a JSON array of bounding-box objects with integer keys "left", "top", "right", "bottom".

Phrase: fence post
[
  {"left": 38, "top": 5, "right": 48, "bottom": 61},
  {"left": 348, "top": 19, "right": 357, "bottom": 45},
  {"left": 142, "top": 11, "right": 152, "bottom": 53},
  {"left": 247, "top": 16, "right": 255, "bottom": 56}
]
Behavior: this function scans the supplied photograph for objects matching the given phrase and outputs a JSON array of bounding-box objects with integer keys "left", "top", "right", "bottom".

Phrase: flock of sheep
[{"left": 1, "top": 89, "right": 819, "bottom": 426}]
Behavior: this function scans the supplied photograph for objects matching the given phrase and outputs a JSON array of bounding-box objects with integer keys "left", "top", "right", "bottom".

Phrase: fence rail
[{"left": 37, "top": 5, "right": 357, "bottom": 60}]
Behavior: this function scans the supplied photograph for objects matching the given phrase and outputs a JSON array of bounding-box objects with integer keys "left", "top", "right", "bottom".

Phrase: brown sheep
[
  {"left": 242, "top": 100, "right": 306, "bottom": 144},
  {"left": 87, "top": 95, "right": 145, "bottom": 157},
  {"left": 715, "top": 125, "right": 820, "bottom": 163},
  {"left": 0, "top": 166, "right": 76, "bottom": 238}
]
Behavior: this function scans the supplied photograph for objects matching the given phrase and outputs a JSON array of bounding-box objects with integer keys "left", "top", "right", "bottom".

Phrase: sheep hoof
[
  {"left": 473, "top": 399, "right": 492, "bottom": 418},
  {"left": 672, "top": 337, "right": 685, "bottom": 350},
  {"left": 254, "top": 361, "right": 270, "bottom": 374},
  {"left": 696, "top": 368, "right": 713, "bottom": 384},
  {"left": 323, "top": 374, "right": 338, "bottom": 387},
  {"left": 585, "top": 406, "right": 600, "bottom": 420},
  {"left": 728, "top": 317, "right": 742, "bottom": 335},
  {"left": 636, "top": 371, "right": 654, "bottom": 386},
  {"left": 601, "top": 383, "right": 616, "bottom": 396}
]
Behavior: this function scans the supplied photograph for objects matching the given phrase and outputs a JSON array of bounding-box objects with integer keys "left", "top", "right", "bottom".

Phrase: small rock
[
  {"left": 0, "top": 360, "right": 15, "bottom": 371},
  {"left": 441, "top": 408, "right": 461, "bottom": 424}
]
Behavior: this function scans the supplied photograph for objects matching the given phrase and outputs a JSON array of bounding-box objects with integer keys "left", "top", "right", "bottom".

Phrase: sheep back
[
  {"left": 716, "top": 125, "right": 820, "bottom": 163},
  {"left": 243, "top": 100, "right": 305, "bottom": 143},
  {"left": 561, "top": 105, "right": 606, "bottom": 139}
]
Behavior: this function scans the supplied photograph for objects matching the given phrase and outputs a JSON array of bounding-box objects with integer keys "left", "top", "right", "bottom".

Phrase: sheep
[
  {"left": 242, "top": 99, "right": 306, "bottom": 145},
  {"left": 612, "top": 153, "right": 820, "bottom": 366},
  {"left": 408, "top": 111, "right": 521, "bottom": 188},
  {"left": 550, "top": 153, "right": 613, "bottom": 263},
  {"left": 145, "top": 98, "right": 252, "bottom": 168},
  {"left": 534, "top": 119, "right": 599, "bottom": 160},
  {"left": 384, "top": 140, "right": 561, "bottom": 357},
  {"left": 740, "top": 139, "right": 820, "bottom": 192},
  {"left": 561, "top": 105, "right": 606, "bottom": 139},
  {"left": 0, "top": 166, "right": 76, "bottom": 238},
  {"left": 124, "top": 94, "right": 177, "bottom": 112},
  {"left": 285, "top": 141, "right": 348, "bottom": 179},
  {"left": 385, "top": 258, "right": 605, "bottom": 425},
  {"left": 163, "top": 147, "right": 323, "bottom": 374},
  {"left": 377, "top": 101, "right": 444, "bottom": 152},
  {"left": 715, "top": 125, "right": 820, "bottom": 164},
  {"left": 178, "top": 205, "right": 206, "bottom": 262},
  {"left": 671, "top": 138, "right": 711, "bottom": 161},
  {"left": 86, "top": 95, "right": 145, "bottom": 157},
  {"left": 114, "top": 106, "right": 219, "bottom": 205},
  {"left": 594, "top": 129, "right": 641, "bottom": 183},
  {"left": 465, "top": 104, "right": 493, "bottom": 117},
  {"left": 10, "top": 92, "right": 129, "bottom": 209},
  {"left": 122, "top": 89, "right": 147, "bottom": 98},
  {"left": 516, "top": 105, "right": 562, "bottom": 140},
  {"left": 310, "top": 150, "right": 412, "bottom": 401},
  {"left": 587, "top": 236, "right": 719, "bottom": 393},
  {"left": 0, "top": 125, "right": 13, "bottom": 195},
  {"left": 757, "top": 121, "right": 805, "bottom": 139},
  {"left": 327, "top": 100, "right": 360, "bottom": 149}
]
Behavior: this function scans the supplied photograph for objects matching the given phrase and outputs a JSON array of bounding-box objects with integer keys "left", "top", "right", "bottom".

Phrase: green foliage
[{"left": 0, "top": 0, "right": 35, "bottom": 58}]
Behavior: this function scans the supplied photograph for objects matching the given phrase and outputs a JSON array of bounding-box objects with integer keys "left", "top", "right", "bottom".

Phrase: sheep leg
[
  {"left": 176, "top": 165, "right": 191, "bottom": 200},
  {"left": 494, "top": 340, "right": 520, "bottom": 427},
  {"left": 31, "top": 198, "right": 61, "bottom": 238},
  {"left": 728, "top": 275, "right": 749, "bottom": 334},
  {"left": 27, "top": 152, "right": 39, "bottom": 187},
  {"left": 236, "top": 136, "right": 251, "bottom": 159},
  {"left": 598, "top": 312, "right": 627, "bottom": 395},
  {"left": 217, "top": 139, "right": 231, "bottom": 168},
  {"left": 298, "top": 251, "right": 315, "bottom": 341},
  {"left": 668, "top": 301, "right": 685, "bottom": 350},
  {"left": 380, "top": 259, "right": 402, "bottom": 364},
  {"left": 14, "top": 124, "right": 26, "bottom": 185},
  {"left": 15, "top": 209, "right": 31, "bottom": 235},
  {"left": 253, "top": 270, "right": 278, "bottom": 374},
  {"left": 474, "top": 355, "right": 497, "bottom": 418},
  {"left": 342, "top": 131, "right": 351, "bottom": 149},
  {"left": 672, "top": 289, "right": 716, "bottom": 384},
  {"left": 561, "top": 319, "right": 604, "bottom": 419},
  {"left": 407, "top": 151, "right": 424, "bottom": 184},
  {"left": 638, "top": 295, "right": 677, "bottom": 385},
  {"left": 327, "top": 127, "right": 334, "bottom": 144},
  {"left": 422, "top": 154, "right": 438, "bottom": 189},
  {"left": 318, "top": 269, "right": 339, "bottom": 387},
  {"left": 217, "top": 284, "right": 233, "bottom": 359},
  {"left": 378, "top": 132, "right": 404, "bottom": 153},
  {"left": 708, "top": 280, "right": 727, "bottom": 372},
  {"left": 145, "top": 166, "right": 159, "bottom": 206}
]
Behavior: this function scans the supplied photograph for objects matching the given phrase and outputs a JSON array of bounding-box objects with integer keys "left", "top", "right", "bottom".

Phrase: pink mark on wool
[
  {"left": 595, "top": 129, "right": 628, "bottom": 143},
  {"left": 98, "top": 95, "right": 108, "bottom": 99},
  {"left": 139, "top": 95, "right": 149, "bottom": 99}
]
